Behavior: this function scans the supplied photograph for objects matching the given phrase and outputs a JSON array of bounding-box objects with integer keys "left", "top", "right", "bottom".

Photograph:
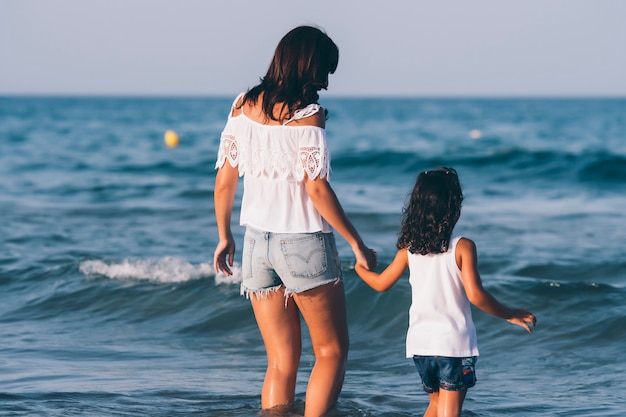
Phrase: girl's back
[{"left": 406, "top": 236, "right": 478, "bottom": 358}]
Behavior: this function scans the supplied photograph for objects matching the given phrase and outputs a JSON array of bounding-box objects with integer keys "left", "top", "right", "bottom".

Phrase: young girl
[{"left": 355, "top": 167, "right": 536, "bottom": 417}]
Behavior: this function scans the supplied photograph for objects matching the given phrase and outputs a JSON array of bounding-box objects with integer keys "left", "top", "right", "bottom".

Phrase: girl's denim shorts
[
  {"left": 240, "top": 227, "right": 343, "bottom": 298},
  {"left": 413, "top": 356, "right": 478, "bottom": 393}
]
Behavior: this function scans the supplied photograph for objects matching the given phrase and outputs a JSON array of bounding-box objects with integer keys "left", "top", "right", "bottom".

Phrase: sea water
[{"left": 1, "top": 96, "right": 625, "bottom": 416}]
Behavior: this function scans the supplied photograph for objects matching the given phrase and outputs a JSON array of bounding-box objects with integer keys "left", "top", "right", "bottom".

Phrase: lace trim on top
[
  {"left": 216, "top": 132, "right": 330, "bottom": 181},
  {"left": 298, "top": 146, "right": 329, "bottom": 180},
  {"left": 215, "top": 95, "right": 329, "bottom": 181}
]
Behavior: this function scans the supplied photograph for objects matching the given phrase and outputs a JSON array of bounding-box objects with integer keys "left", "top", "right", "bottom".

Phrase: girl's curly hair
[{"left": 397, "top": 167, "right": 463, "bottom": 255}]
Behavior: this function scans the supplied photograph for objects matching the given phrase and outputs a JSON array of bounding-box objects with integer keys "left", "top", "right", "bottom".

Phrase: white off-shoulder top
[{"left": 215, "top": 93, "right": 332, "bottom": 233}]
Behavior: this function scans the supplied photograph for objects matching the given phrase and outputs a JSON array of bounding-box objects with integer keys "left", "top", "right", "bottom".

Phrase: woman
[{"left": 213, "top": 26, "right": 376, "bottom": 416}]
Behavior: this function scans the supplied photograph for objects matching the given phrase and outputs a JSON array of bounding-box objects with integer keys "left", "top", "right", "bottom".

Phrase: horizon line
[{"left": 2, "top": 92, "right": 626, "bottom": 100}]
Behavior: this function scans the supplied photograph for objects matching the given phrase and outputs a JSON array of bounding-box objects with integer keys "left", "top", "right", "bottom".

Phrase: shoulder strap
[
  {"left": 283, "top": 103, "right": 321, "bottom": 125},
  {"left": 229, "top": 92, "right": 246, "bottom": 118}
]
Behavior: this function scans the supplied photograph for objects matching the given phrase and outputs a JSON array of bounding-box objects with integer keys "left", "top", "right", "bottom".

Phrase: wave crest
[{"left": 79, "top": 257, "right": 214, "bottom": 283}]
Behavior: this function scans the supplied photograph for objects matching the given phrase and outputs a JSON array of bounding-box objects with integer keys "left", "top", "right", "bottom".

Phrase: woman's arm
[
  {"left": 213, "top": 162, "right": 239, "bottom": 275},
  {"left": 355, "top": 249, "right": 408, "bottom": 292},
  {"left": 296, "top": 108, "right": 375, "bottom": 269},
  {"left": 304, "top": 176, "right": 376, "bottom": 270},
  {"left": 457, "top": 238, "right": 536, "bottom": 332}
]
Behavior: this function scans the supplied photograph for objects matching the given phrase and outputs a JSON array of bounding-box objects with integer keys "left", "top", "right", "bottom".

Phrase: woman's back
[{"left": 215, "top": 93, "right": 332, "bottom": 233}]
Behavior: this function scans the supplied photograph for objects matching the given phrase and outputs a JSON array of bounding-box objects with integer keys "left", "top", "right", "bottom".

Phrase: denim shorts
[
  {"left": 240, "top": 227, "right": 343, "bottom": 297},
  {"left": 413, "top": 356, "right": 477, "bottom": 393}
]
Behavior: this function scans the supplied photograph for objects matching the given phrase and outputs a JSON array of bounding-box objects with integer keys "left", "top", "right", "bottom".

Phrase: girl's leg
[
  {"left": 250, "top": 287, "right": 302, "bottom": 410},
  {"left": 436, "top": 389, "right": 466, "bottom": 417},
  {"left": 293, "top": 281, "right": 349, "bottom": 417},
  {"left": 424, "top": 392, "right": 439, "bottom": 417}
]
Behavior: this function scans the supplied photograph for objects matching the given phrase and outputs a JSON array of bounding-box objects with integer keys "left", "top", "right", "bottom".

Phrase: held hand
[
  {"left": 507, "top": 309, "right": 537, "bottom": 333},
  {"left": 213, "top": 238, "right": 235, "bottom": 276},
  {"left": 353, "top": 245, "right": 377, "bottom": 271}
]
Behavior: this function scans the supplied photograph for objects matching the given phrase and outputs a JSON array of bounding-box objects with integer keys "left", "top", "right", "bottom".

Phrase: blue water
[{"left": 1, "top": 96, "right": 625, "bottom": 416}]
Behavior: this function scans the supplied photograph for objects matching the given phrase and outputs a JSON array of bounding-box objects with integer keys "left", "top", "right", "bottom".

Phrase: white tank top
[
  {"left": 215, "top": 93, "right": 332, "bottom": 233},
  {"left": 405, "top": 236, "right": 479, "bottom": 358}
]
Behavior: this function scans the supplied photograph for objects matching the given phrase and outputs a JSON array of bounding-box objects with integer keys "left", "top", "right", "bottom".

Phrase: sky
[{"left": 1, "top": 0, "right": 625, "bottom": 97}]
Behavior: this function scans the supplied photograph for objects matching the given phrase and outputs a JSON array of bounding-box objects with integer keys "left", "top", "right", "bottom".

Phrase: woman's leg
[
  {"left": 250, "top": 287, "right": 302, "bottom": 410},
  {"left": 293, "top": 281, "right": 349, "bottom": 417}
]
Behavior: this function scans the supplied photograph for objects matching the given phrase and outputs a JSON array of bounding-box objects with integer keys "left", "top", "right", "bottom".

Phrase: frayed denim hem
[
  {"left": 283, "top": 276, "right": 342, "bottom": 298},
  {"left": 240, "top": 283, "right": 283, "bottom": 300},
  {"left": 240, "top": 277, "right": 342, "bottom": 306}
]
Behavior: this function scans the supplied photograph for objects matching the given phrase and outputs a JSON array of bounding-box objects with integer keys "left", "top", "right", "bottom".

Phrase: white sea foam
[
  {"left": 214, "top": 265, "right": 243, "bottom": 285},
  {"left": 79, "top": 257, "right": 216, "bottom": 283}
]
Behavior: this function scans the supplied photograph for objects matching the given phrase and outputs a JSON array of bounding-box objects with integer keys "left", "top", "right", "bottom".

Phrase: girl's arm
[
  {"left": 457, "top": 238, "right": 536, "bottom": 333},
  {"left": 213, "top": 162, "right": 239, "bottom": 275},
  {"left": 304, "top": 176, "right": 376, "bottom": 271},
  {"left": 355, "top": 249, "right": 409, "bottom": 292}
]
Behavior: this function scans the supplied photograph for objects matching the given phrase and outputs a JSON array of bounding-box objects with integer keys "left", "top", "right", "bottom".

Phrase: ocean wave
[
  {"left": 332, "top": 147, "right": 567, "bottom": 172},
  {"left": 332, "top": 147, "right": 626, "bottom": 189},
  {"left": 579, "top": 154, "right": 626, "bottom": 183},
  {"left": 108, "top": 159, "right": 211, "bottom": 176},
  {"left": 79, "top": 257, "right": 214, "bottom": 283},
  {"left": 512, "top": 261, "right": 626, "bottom": 285}
]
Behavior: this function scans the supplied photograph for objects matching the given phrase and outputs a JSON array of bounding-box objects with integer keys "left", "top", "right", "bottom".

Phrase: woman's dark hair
[
  {"left": 397, "top": 167, "right": 463, "bottom": 255},
  {"left": 242, "top": 26, "right": 338, "bottom": 122}
]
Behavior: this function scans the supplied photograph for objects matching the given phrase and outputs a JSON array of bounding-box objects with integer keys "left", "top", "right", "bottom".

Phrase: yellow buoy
[{"left": 164, "top": 130, "right": 179, "bottom": 148}]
